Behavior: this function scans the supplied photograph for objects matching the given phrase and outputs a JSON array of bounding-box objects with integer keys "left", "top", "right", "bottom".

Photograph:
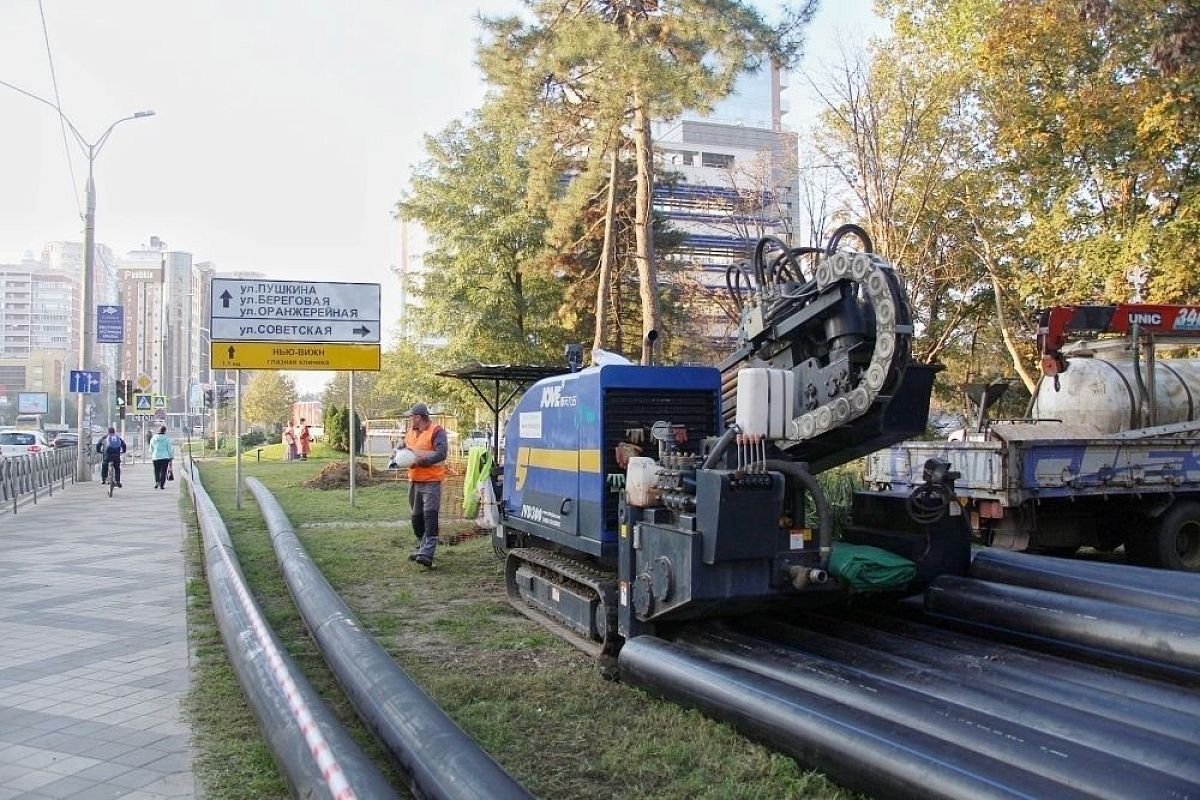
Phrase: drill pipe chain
[{"left": 786, "top": 251, "right": 906, "bottom": 444}]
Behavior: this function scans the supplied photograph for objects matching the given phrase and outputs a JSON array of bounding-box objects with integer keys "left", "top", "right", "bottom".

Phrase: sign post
[
  {"left": 235, "top": 371, "right": 242, "bottom": 510},
  {"left": 208, "top": 279, "right": 382, "bottom": 509}
]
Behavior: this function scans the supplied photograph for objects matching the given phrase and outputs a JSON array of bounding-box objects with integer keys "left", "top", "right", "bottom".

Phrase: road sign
[
  {"left": 153, "top": 395, "right": 167, "bottom": 409},
  {"left": 210, "top": 279, "right": 381, "bottom": 344},
  {"left": 97, "top": 305, "right": 124, "bottom": 343},
  {"left": 131, "top": 413, "right": 155, "bottom": 422},
  {"left": 18, "top": 392, "right": 48, "bottom": 414},
  {"left": 210, "top": 341, "right": 381, "bottom": 371},
  {"left": 137, "top": 374, "right": 152, "bottom": 391},
  {"left": 134, "top": 393, "right": 152, "bottom": 411},
  {"left": 209, "top": 317, "right": 379, "bottom": 343},
  {"left": 70, "top": 370, "right": 102, "bottom": 394}
]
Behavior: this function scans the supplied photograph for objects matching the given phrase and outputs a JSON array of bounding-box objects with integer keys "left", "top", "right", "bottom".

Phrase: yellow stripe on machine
[{"left": 514, "top": 446, "right": 602, "bottom": 490}]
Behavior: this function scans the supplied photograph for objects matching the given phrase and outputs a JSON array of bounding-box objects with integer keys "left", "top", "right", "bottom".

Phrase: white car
[
  {"left": 460, "top": 430, "right": 491, "bottom": 455},
  {"left": 0, "top": 430, "right": 51, "bottom": 457}
]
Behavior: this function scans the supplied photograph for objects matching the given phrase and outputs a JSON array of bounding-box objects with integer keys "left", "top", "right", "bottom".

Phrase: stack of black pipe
[{"left": 620, "top": 550, "right": 1200, "bottom": 799}]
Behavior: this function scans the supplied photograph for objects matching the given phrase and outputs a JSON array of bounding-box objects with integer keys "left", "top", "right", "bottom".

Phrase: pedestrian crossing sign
[
  {"left": 153, "top": 395, "right": 167, "bottom": 409},
  {"left": 134, "top": 393, "right": 152, "bottom": 411}
]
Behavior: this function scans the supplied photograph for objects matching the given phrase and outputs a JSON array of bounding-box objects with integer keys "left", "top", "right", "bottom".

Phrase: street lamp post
[
  {"left": 76, "top": 112, "right": 156, "bottom": 480},
  {"left": 1, "top": 80, "right": 154, "bottom": 481}
]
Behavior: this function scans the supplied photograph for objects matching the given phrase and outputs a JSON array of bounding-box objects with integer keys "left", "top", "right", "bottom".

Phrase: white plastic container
[
  {"left": 626, "top": 456, "right": 662, "bottom": 507},
  {"left": 735, "top": 368, "right": 796, "bottom": 440}
]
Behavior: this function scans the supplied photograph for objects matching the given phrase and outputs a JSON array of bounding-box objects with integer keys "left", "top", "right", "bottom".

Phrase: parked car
[
  {"left": 51, "top": 432, "right": 80, "bottom": 448},
  {"left": 0, "top": 430, "right": 51, "bottom": 457},
  {"left": 459, "top": 429, "right": 491, "bottom": 455}
]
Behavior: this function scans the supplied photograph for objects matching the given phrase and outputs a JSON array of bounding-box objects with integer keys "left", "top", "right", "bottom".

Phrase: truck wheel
[{"left": 1139, "top": 502, "right": 1200, "bottom": 571}]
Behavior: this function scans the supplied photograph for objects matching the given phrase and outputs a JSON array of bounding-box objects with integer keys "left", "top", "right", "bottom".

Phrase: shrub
[{"left": 240, "top": 430, "right": 266, "bottom": 448}]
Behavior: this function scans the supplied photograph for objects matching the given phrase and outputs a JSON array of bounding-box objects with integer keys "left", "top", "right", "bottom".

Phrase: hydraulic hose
[
  {"left": 701, "top": 425, "right": 740, "bottom": 470},
  {"left": 825, "top": 223, "right": 874, "bottom": 255},
  {"left": 765, "top": 459, "right": 832, "bottom": 567}
]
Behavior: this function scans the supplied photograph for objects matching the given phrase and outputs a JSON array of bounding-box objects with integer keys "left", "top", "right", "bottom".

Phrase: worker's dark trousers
[{"left": 410, "top": 481, "right": 442, "bottom": 561}]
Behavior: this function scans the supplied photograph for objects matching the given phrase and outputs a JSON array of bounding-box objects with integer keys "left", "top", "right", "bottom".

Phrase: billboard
[{"left": 17, "top": 392, "right": 49, "bottom": 414}]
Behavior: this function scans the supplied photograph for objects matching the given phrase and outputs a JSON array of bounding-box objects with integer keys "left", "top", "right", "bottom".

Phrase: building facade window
[{"left": 701, "top": 152, "right": 735, "bottom": 169}]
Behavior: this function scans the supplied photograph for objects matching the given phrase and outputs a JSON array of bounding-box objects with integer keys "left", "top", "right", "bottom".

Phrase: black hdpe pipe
[
  {"left": 925, "top": 575, "right": 1200, "bottom": 682},
  {"left": 970, "top": 547, "right": 1200, "bottom": 619},
  {"left": 707, "top": 619, "right": 1200, "bottom": 781},
  {"left": 183, "top": 462, "right": 399, "bottom": 800},
  {"left": 832, "top": 609, "right": 1200, "bottom": 721},
  {"left": 244, "top": 478, "right": 531, "bottom": 800},
  {"left": 793, "top": 611, "right": 1200, "bottom": 743},
  {"left": 619, "top": 636, "right": 1095, "bottom": 800}
]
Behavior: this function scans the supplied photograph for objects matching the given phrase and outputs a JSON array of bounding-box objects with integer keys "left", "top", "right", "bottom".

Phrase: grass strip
[{"left": 186, "top": 453, "right": 855, "bottom": 799}]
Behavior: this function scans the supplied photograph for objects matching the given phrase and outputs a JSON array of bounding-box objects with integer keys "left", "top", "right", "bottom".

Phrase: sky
[{"left": 0, "top": 1, "right": 883, "bottom": 393}]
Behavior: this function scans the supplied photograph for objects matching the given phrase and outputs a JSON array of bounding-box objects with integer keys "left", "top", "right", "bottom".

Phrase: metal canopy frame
[{"left": 437, "top": 363, "right": 563, "bottom": 460}]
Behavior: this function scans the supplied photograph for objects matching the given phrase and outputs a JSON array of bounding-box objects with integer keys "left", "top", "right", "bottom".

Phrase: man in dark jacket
[{"left": 96, "top": 427, "right": 127, "bottom": 487}]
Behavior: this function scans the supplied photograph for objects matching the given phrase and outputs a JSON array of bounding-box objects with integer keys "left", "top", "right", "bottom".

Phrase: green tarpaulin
[{"left": 828, "top": 542, "right": 916, "bottom": 592}]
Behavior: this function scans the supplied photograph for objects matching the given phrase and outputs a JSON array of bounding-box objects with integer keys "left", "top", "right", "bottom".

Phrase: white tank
[{"left": 1030, "top": 355, "right": 1200, "bottom": 433}]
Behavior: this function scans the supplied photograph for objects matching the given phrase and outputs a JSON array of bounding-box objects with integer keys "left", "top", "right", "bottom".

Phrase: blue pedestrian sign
[
  {"left": 70, "top": 370, "right": 102, "bottom": 394},
  {"left": 97, "top": 305, "right": 124, "bottom": 343}
]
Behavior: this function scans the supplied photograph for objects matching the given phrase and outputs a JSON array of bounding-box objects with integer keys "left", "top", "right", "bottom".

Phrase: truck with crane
[{"left": 865, "top": 303, "right": 1200, "bottom": 571}]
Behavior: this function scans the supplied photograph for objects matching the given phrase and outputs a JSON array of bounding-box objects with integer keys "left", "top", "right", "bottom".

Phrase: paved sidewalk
[{"left": 0, "top": 456, "right": 195, "bottom": 799}]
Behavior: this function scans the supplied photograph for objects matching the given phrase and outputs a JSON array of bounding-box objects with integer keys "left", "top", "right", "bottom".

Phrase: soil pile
[{"left": 303, "top": 461, "right": 379, "bottom": 490}]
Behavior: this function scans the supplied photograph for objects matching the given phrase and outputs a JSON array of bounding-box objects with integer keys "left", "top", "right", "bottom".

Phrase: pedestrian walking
[
  {"left": 149, "top": 425, "right": 174, "bottom": 489},
  {"left": 299, "top": 418, "right": 311, "bottom": 460},
  {"left": 401, "top": 404, "right": 447, "bottom": 568},
  {"left": 283, "top": 423, "right": 297, "bottom": 461}
]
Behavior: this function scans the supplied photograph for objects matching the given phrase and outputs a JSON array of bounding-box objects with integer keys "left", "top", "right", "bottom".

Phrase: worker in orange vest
[{"left": 402, "top": 404, "right": 447, "bottom": 568}]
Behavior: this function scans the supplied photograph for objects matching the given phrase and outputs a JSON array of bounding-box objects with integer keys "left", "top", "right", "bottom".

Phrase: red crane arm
[{"left": 1037, "top": 304, "right": 1200, "bottom": 376}]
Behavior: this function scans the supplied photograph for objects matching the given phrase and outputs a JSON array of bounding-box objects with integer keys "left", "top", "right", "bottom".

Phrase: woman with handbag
[{"left": 149, "top": 425, "right": 174, "bottom": 489}]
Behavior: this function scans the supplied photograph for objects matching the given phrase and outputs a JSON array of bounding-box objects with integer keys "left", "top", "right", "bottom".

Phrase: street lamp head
[{"left": 133, "top": 110, "right": 156, "bottom": 118}]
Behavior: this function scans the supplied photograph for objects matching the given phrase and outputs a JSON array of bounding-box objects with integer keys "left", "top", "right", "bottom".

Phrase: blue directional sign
[
  {"left": 97, "top": 305, "right": 124, "bottom": 343},
  {"left": 69, "top": 370, "right": 102, "bottom": 394}
]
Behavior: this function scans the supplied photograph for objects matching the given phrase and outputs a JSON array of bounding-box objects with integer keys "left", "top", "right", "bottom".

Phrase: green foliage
[
  {"left": 241, "top": 372, "right": 298, "bottom": 430},
  {"left": 473, "top": 0, "right": 815, "bottom": 361},
  {"left": 239, "top": 430, "right": 267, "bottom": 448},
  {"left": 323, "top": 404, "right": 363, "bottom": 453},
  {"left": 814, "top": 0, "right": 1200, "bottom": 401}
]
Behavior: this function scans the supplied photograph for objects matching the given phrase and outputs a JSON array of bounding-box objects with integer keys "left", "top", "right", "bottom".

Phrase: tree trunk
[
  {"left": 592, "top": 145, "right": 620, "bottom": 355},
  {"left": 631, "top": 87, "right": 661, "bottom": 365},
  {"left": 972, "top": 223, "right": 1038, "bottom": 393}
]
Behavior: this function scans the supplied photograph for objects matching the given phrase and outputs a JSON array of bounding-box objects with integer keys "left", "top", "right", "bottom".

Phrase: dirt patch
[{"left": 302, "top": 460, "right": 382, "bottom": 489}]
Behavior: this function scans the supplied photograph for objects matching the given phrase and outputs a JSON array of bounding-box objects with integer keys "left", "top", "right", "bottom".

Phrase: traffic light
[
  {"left": 115, "top": 379, "right": 127, "bottom": 420},
  {"left": 203, "top": 388, "right": 214, "bottom": 410}
]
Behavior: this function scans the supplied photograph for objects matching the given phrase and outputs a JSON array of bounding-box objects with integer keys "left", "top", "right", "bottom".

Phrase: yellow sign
[{"left": 210, "top": 341, "right": 381, "bottom": 371}]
